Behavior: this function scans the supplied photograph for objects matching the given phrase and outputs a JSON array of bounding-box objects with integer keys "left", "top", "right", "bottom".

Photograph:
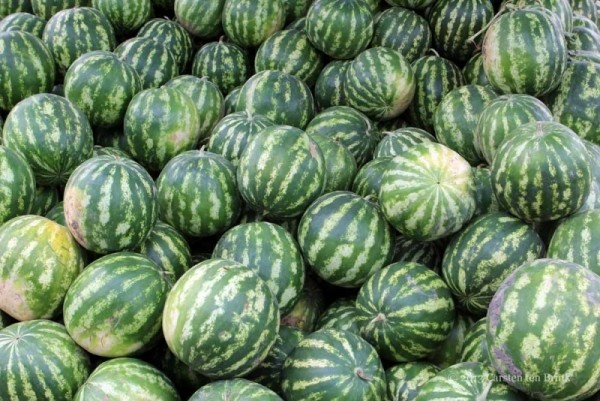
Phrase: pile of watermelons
[{"left": 0, "top": 0, "right": 600, "bottom": 399}]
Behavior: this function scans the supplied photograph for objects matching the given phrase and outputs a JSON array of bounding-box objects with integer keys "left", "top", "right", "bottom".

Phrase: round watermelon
[
  {"left": 91, "top": 0, "right": 151, "bottom": 34},
  {"left": 174, "top": 0, "right": 224, "bottom": 39},
  {"left": 386, "top": 362, "right": 440, "bottom": 401},
  {"left": 392, "top": 235, "right": 442, "bottom": 271},
  {"left": 460, "top": 317, "right": 492, "bottom": 367},
  {"left": 310, "top": 133, "right": 358, "bottom": 192},
  {"left": 0, "top": 146, "right": 36, "bottom": 225},
  {"left": 222, "top": 0, "right": 285, "bottom": 48},
  {"left": 30, "top": 185, "right": 59, "bottom": 216},
  {"left": 31, "top": 0, "right": 91, "bottom": 20},
  {"left": 352, "top": 157, "right": 394, "bottom": 199},
  {"left": 192, "top": 39, "right": 250, "bottom": 95},
  {"left": 428, "top": 314, "right": 475, "bottom": 369},
  {"left": 1, "top": 0, "right": 33, "bottom": 18},
  {"left": 316, "top": 298, "right": 362, "bottom": 334},
  {"left": 137, "top": 18, "right": 193, "bottom": 71},
  {"left": 374, "top": 127, "right": 435, "bottom": 159},
  {"left": 462, "top": 52, "right": 491, "bottom": 86},
  {"left": 190, "top": 379, "right": 282, "bottom": 401},
  {"left": 0, "top": 12, "right": 46, "bottom": 37},
  {"left": 472, "top": 166, "right": 501, "bottom": 217},
  {"left": 314, "top": 60, "right": 351, "bottom": 109}
]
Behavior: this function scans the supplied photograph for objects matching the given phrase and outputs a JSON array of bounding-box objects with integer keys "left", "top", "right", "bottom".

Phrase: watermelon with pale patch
[
  {"left": 192, "top": 39, "right": 250, "bottom": 95},
  {"left": 0, "top": 146, "right": 36, "bottom": 225},
  {"left": 174, "top": 0, "right": 224, "bottom": 39},
  {"left": 222, "top": 0, "right": 285, "bottom": 48}
]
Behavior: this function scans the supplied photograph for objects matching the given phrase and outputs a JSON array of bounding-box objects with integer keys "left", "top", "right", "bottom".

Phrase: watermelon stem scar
[{"left": 355, "top": 368, "right": 371, "bottom": 381}]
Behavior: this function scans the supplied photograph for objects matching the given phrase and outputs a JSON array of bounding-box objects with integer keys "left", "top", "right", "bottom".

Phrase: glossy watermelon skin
[
  {"left": 305, "top": 0, "right": 373, "bottom": 59},
  {"left": 162, "top": 258, "right": 280, "bottom": 379},
  {"left": 237, "top": 125, "right": 325, "bottom": 220},
  {"left": 0, "top": 12, "right": 46, "bottom": 37},
  {"left": 92, "top": 0, "right": 151, "bottom": 34},
  {"left": 491, "top": 121, "right": 592, "bottom": 222},
  {"left": 31, "top": 0, "right": 91, "bottom": 20},
  {"left": 310, "top": 133, "right": 357, "bottom": 192},
  {"left": 374, "top": 127, "right": 435, "bottom": 159},
  {"left": 64, "top": 51, "right": 142, "bottom": 128},
  {"left": 63, "top": 155, "right": 158, "bottom": 254},
  {"left": 314, "top": 60, "right": 351, "bottom": 110},
  {"left": 386, "top": 362, "right": 440, "bottom": 401},
  {"left": 222, "top": 0, "right": 285, "bottom": 48},
  {"left": 460, "top": 318, "right": 492, "bottom": 367},
  {"left": 0, "top": 0, "right": 33, "bottom": 18},
  {"left": 190, "top": 379, "right": 283, "bottom": 401},
  {"left": 298, "top": 191, "right": 395, "bottom": 288},
  {"left": 487, "top": 259, "right": 600, "bottom": 400},
  {"left": 352, "top": 157, "right": 393, "bottom": 199},
  {"left": 174, "top": 0, "right": 224, "bottom": 39},
  {"left": 0, "top": 31, "right": 55, "bottom": 112},
  {"left": 192, "top": 39, "right": 250, "bottom": 95},
  {"left": 0, "top": 216, "right": 84, "bottom": 321},
  {"left": 0, "top": 320, "right": 91, "bottom": 401},
  {"left": 281, "top": 329, "right": 386, "bottom": 401},
  {"left": 316, "top": 298, "right": 362, "bottom": 334},
  {"left": 0, "top": 146, "right": 36, "bottom": 225},
  {"left": 3, "top": 93, "right": 94, "bottom": 186},
  {"left": 156, "top": 150, "right": 241, "bottom": 238},
  {"left": 137, "top": 18, "right": 193, "bottom": 71}
]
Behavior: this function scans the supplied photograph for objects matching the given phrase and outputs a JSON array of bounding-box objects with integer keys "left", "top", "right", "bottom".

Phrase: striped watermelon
[
  {"left": 162, "top": 258, "right": 279, "bottom": 379},
  {"left": 314, "top": 60, "right": 351, "bottom": 110},
  {"left": 123, "top": 87, "right": 201, "bottom": 172},
  {"left": 92, "top": 145, "right": 130, "bottom": 158},
  {"left": 190, "top": 379, "right": 282, "bottom": 401},
  {"left": 377, "top": 117, "right": 410, "bottom": 132},
  {"left": 476, "top": 94, "right": 553, "bottom": 165},
  {"left": 166, "top": 75, "right": 224, "bottom": 143},
  {"left": 385, "top": 0, "right": 436, "bottom": 9},
  {"left": 491, "top": 121, "right": 592, "bottom": 222},
  {"left": 46, "top": 201, "right": 66, "bottom": 225},
  {"left": 281, "top": 329, "right": 386, "bottom": 400},
  {"left": 74, "top": 358, "right": 180, "bottom": 401},
  {"left": 207, "top": 110, "right": 275, "bottom": 167},
  {"left": 543, "top": 59, "right": 600, "bottom": 145},
  {"left": 236, "top": 70, "right": 315, "bottom": 129},
  {"left": 224, "top": 86, "right": 242, "bottom": 115},
  {"left": 0, "top": 320, "right": 91, "bottom": 400},
  {"left": 507, "top": 0, "right": 574, "bottom": 33},
  {"left": 581, "top": 140, "right": 600, "bottom": 212},
  {"left": 392, "top": 235, "right": 441, "bottom": 271},
  {"left": 305, "top": 106, "right": 379, "bottom": 166},
  {"left": 3, "top": 93, "right": 94, "bottom": 186},
  {"left": 137, "top": 18, "right": 193, "bottom": 71},
  {"left": 481, "top": 6, "right": 567, "bottom": 96},
  {"left": 371, "top": 7, "right": 432, "bottom": 63},
  {"left": 192, "top": 39, "right": 250, "bottom": 95},
  {"left": 0, "top": 12, "right": 46, "bottom": 37},
  {"left": 428, "top": 313, "right": 474, "bottom": 369},
  {"left": 42, "top": 7, "right": 116, "bottom": 75},
  {"left": 352, "top": 157, "right": 393, "bottom": 199},
  {"left": 0, "top": 215, "right": 84, "bottom": 321},
  {"left": 156, "top": 150, "right": 241, "bottom": 237},
  {"left": 305, "top": 0, "right": 373, "bottom": 59},
  {"left": 357, "top": 262, "right": 455, "bottom": 362},
  {"left": 115, "top": 37, "right": 179, "bottom": 89},
  {"left": 572, "top": 0, "right": 598, "bottom": 20},
  {"left": 386, "top": 362, "right": 440, "bottom": 401},
  {"left": 281, "top": 274, "right": 325, "bottom": 332},
  {"left": 0, "top": 146, "right": 36, "bottom": 225},
  {"left": 316, "top": 298, "right": 362, "bottom": 334},
  {"left": 380, "top": 142, "right": 476, "bottom": 241},
  {"left": 237, "top": 125, "right": 325, "bottom": 219},
  {"left": 92, "top": 0, "right": 151, "bottom": 34},
  {"left": 286, "top": 16, "right": 306, "bottom": 30},
  {"left": 310, "top": 133, "right": 358, "bottom": 192},
  {"left": 212, "top": 221, "right": 306, "bottom": 314},
  {"left": 222, "top": 0, "right": 285, "bottom": 48},
  {"left": 568, "top": 25, "right": 600, "bottom": 51},
  {"left": 64, "top": 51, "right": 142, "bottom": 128},
  {"left": 374, "top": 127, "right": 435, "bottom": 159},
  {"left": 472, "top": 166, "right": 500, "bottom": 217},
  {"left": 442, "top": 212, "right": 545, "bottom": 315},
  {"left": 0, "top": 31, "right": 55, "bottom": 112},
  {"left": 460, "top": 318, "right": 491, "bottom": 367},
  {"left": 462, "top": 52, "right": 491, "bottom": 86},
  {"left": 174, "top": 0, "right": 224, "bottom": 39},
  {"left": 63, "top": 252, "right": 172, "bottom": 357},
  {"left": 344, "top": 47, "right": 416, "bottom": 121},
  {"left": 63, "top": 155, "right": 158, "bottom": 254},
  {"left": 255, "top": 29, "right": 324, "bottom": 86},
  {"left": 487, "top": 259, "right": 600, "bottom": 400},
  {"left": 298, "top": 191, "right": 395, "bottom": 287},
  {"left": 31, "top": 0, "right": 91, "bottom": 20},
  {"left": 573, "top": 15, "right": 599, "bottom": 31},
  {"left": 282, "top": 0, "right": 314, "bottom": 22},
  {"left": 30, "top": 185, "right": 59, "bottom": 215},
  {"left": 0, "top": 0, "right": 32, "bottom": 17},
  {"left": 405, "top": 55, "right": 464, "bottom": 132}
]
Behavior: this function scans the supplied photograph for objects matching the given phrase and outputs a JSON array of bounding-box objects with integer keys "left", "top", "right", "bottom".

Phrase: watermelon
[
  {"left": 481, "top": 6, "right": 567, "bottom": 96},
  {"left": 94, "top": 125, "right": 129, "bottom": 152},
  {"left": 0, "top": 12, "right": 46, "bottom": 37},
  {"left": 305, "top": 106, "right": 379, "bottom": 166},
  {"left": 460, "top": 317, "right": 492, "bottom": 367},
  {"left": 374, "top": 127, "right": 435, "bottom": 159},
  {"left": 237, "top": 125, "right": 325, "bottom": 219},
  {"left": 487, "top": 259, "right": 600, "bottom": 400},
  {"left": 316, "top": 298, "right": 362, "bottom": 334},
  {"left": 310, "top": 133, "right": 358, "bottom": 192},
  {"left": 3, "top": 93, "right": 94, "bottom": 186},
  {"left": 212, "top": 221, "right": 306, "bottom": 314},
  {"left": 46, "top": 201, "right": 66, "bottom": 226},
  {"left": 224, "top": 86, "right": 242, "bottom": 115},
  {"left": 74, "top": 358, "right": 180, "bottom": 401},
  {"left": 297, "top": 191, "right": 395, "bottom": 288},
  {"left": 137, "top": 18, "right": 193, "bottom": 71},
  {"left": 380, "top": 142, "right": 476, "bottom": 241},
  {"left": 428, "top": 313, "right": 474, "bottom": 369},
  {"left": 476, "top": 94, "right": 553, "bottom": 165},
  {"left": 282, "top": 0, "right": 314, "bottom": 22},
  {"left": 344, "top": 47, "right": 416, "bottom": 121},
  {"left": 42, "top": 7, "right": 116, "bottom": 75},
  {"left": 392, "top": 235, "right": 441, "bottom": 271},
  {"left": 114, "top": 37, "right": 179, "bottom": 89},
  {"left": 174, "top": 0, "right": 224, "bottom": 39},
  {"left": 357, "top": 261, "right": 455, "bottom": 362},
  {"left": 573, "top": 15, "right": 599, "bottom": 31},
  {"left": 92, "top": 145, "right": 130, "bottom": 158},
  {"left": 351, "top": 157, "right": 394, "bottom": 199},
  {"left": 405, "top": 55, "right": 464, "bottom": 132},
  {"left": 0, "top": 0, "right": 32, "bottom": 17},
  {"left": 64, "top": 51, "right": 142, "bottom": 127},
  {"left": 0, "top": 146, "right": 36, "bottom": 225},
  {"left": 314, "top": 60, "right": 351, "bottom": 110},
  {"left": 165, "top": 75, "right": 224, "bottom": 143},
  {"left": 30, "top": 185, "right": 59, "bottom": 215},
  {"left": 472, "top": 166, "right": 500, "bottom": 217},
  {"left": 162, "top": 258, "right": 279, "bottom": 379},
  {"left": 568, "top": 25, "right": 600, "bottom": 51},
  {"left": 192, "top": 39, "right": 250, "bottom": 95},
  {"left": 63, "top": 155, "right": 158, "bottom": 254},
  {"left": 286, "top": 16, "right": 306, "bottom": 30},
  {"left": 371, "top": 7, "right": 432, "bottom": 63},
  {"left": 0, "top": 320, "right": 91, "bottom": 400},
  {"left": 572, "top": 0, "right": 598, "bottom": 20},
  {"left": 222, "top": 0, "right": 285, "bottom": 48},
  {"left": 0, "top": 215, "right": 84, "bottom": 321},
  {"left": 207, "top": 110, "right": 275, "bottom": 167},
  {"left": 190, "top": 379, "right": 282, "bottom": 401},
  {"left": 0, "top": 31, "right": 55, "bottom": 112},
  {"left": 433, "top": 84, "right": 497, "bottom": 165},
  {"left": 507, "top": 0, "right": 574, "bottom": 33},
  {"left": 31, "top": 0, "right": 91, "bottom": 20},
  {"left": 386, "top": 362, "right": 440, "bottom": 401},
  {"left": 376, "top": 118, "right": 411, "bottom": 133},
  {"left": 156, "top": 150, "right": 241, "bottom": 238},
  {"left": 462, "top": 52, "right": 491, "bottom": 86},
  {"left": 581, "top": 141, "right": 600, "bottom": 212},
  {"left": 491, "top": 121, "right": 592, "bottom": 222},
  {"left": 92, "top": 0, "right": 151, "bottom": 34},
  {"left": 255, "top": 29, "right": 324, "bottom": 86},
  {"left": 236, "top": 70, "right": 315, "bottom": 129},
  {"left": 281, "top": 329, "right": 386, "bottom": 400},
  {"left": 281, "top": 274, "right": 325, "bottom": 332},
  {"left": 137, "top": 221, "right": 192, "bottom": 282},
  {"left": 305, "top": 0, "right": 373, "bottom": 59},
  {"left": 385, "top": 0, "right": 436, "bottom": 10},
  {"left": 123, "top": 87, "right": 201, "bottom": 172}
]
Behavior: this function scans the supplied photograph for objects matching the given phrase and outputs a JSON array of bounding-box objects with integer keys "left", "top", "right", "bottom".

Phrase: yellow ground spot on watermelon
[
  {"left": 0, "top": 279, "right": 35, "bottom": 321},
  {"left": 72, "top": 325, "right": 144, "bottom": 356}
]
